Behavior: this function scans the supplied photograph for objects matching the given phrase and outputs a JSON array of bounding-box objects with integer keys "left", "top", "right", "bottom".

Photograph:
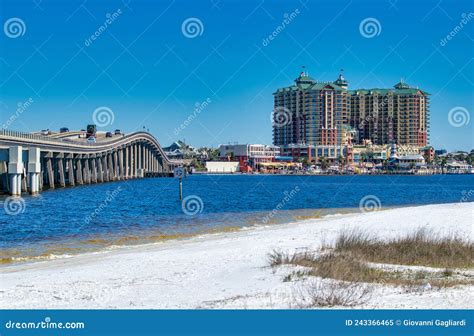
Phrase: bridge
[{"left": 0, "top": 129, "right": 175, "bottom": 196}]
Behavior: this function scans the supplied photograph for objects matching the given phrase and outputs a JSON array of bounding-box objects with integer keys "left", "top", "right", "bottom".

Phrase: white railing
[{"left": 0, "top": 129, "right": 172, "bottom": 164}]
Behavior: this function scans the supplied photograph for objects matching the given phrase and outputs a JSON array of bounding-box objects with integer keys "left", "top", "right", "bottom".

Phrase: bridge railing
[
  {"left": 1, "top": 129, "right": 173, "bottom": 167},
  {"left": 0, "top": 130, "right": 170, "bottom": 160},
  {"left": 0, "top": 129, "right": 121, "bottom": 146},
  {"left": 0, "top": 129, "right": 75, "bottom": 144}
]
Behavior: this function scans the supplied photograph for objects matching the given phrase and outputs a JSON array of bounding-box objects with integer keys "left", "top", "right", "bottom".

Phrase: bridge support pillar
[
  {"left": 137, "top": 143, "right": 142, "bottom": 175},
  {"left": 8, "top": 146, "right": 23, "bottom": 196},
  {"left": 107, "top": 153, "right": 114, "bottom": 181},
  {"left": 143, "top": 145, "right": 147, "bottom": 176},
  {"left": 133, "top": 144, "right": 138, "bottom": 178},
  {"left": 114, "top": 151, "right": 119, "bottom": 180},
  {"left": 65, "top": 155, "right": 75, "bottom": 186},
  {"left": 101, "top": 156, "right": 107, "bottom": 182},
  {"left": 28, "top": 147, "right": 41, "bottom": 194},
  {"left": 146, "top": 146, "right": 149, "bottom": 173},
  {"left": 91, "top": 157, "right": 97, "bottom": 183},
  {"left": 118, "top": 149, "right": 124, "bottom": 180},
  {"left": 83, "top": 157, "right": 91, "bottom": 184},
  {"left": 143, "top": 145, "right": 147, "bottom": 174},
  {"left": 57, "top": 155, "right": 66, "bottom": 188},
  {"left": 157, "top": 158, "right": 162, "bottom": 174},
  {"left": 45, "top": 155, "right": 55, "bottom": 189},
  {"left": 76, "top": 156, "right": 83, "bottom": 185},
  {"left": 97, "top": 156, "right": 104, "bottom": 183},
  {"left": 124, "top": 146, "right": 129, "bottom": 179}
]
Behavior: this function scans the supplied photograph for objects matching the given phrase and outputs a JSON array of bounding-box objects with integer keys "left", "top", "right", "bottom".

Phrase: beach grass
[
  {"left": 332, "top": 227, "right": 473, "bottom": 269},
  {"left": 268, "top": 227, "right": 474, "bottom": 290},
  {"left": 293, "top": 279, "right": 372, "bottom": 308},
  {"left": 274, "top": 251, "right": 474, "bottom": 288}
]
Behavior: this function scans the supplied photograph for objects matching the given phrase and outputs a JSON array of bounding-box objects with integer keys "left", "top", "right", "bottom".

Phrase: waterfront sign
[{"left": 173, "top": 167, "right": 186, "bottom": 179}]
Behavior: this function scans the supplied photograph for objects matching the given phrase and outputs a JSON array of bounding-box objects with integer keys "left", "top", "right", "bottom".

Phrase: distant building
[
  {"left": 218, "top": 144, "right": 280, "bottom": 172},
  {"left": 163, "top": 141, "right": 187, "bottom": 152},
  {"left": 446, "top": 161, "right": 473, "bottom": 174},
  {"left": 273, "top": 71, "right": 349, "bottom": 148},
  {"left": 420, "top": 146, "right": 435, "bottom": 163},
  {"left": 163, "top": 140, "right": 197, "bottom": 159},
  {"left": 388, "top": 143, "right": 426, "bottom": 169},
  {"left": 205, "top": 161, "right": 240, "bottom": 173},
  {"left": 279, "top": 144, "right": 314, "bottom": 162},
  {"left": 350, "top": 80, "right": 430, "bottom": 147},
  {"left": 352, "top": 144, "right": 390, "bottom": 164},
  {"left": 272, "top": 71, "right": 430, "bottom": 161}
]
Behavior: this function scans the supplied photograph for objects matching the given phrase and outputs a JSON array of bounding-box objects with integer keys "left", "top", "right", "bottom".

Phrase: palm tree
[
  {"left": 366, "top": 151, "right": 375, "bottom": 163},
  {"left": 441, "top": 157, "right": 447, "bottom": 174},
  {"left": 337, "top": 155, "right": 345, "bottom": 170},
  {"left": 299, "top": 157, "right": 309, "bottom": 168},
  {"left": 319, "top": 156, "right": 329, "bottom": 171}
]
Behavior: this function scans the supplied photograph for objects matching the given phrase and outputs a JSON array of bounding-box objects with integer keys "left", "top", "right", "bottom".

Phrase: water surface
[{"left": 1, "top": 174, "right": 472, "bottom": 263}]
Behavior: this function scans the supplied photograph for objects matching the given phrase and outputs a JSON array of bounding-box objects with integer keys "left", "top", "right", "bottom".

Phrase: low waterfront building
[
  {"left": 446, "top": 161, "right": 473, "bottom": 174},
  {"left": 205, "top": 161, "right": 240, "bottom": 173},
  {"left": 421, "top": 146, "right": 435, "bottom": 163},
  {"left": 391, "top": 154, "right": 425, "bottom": 167},
  {"left": 163, "top": 141, "right": 198, "bottom": 159},
  {"left": 256, "top": 161, "right": 301, "bottom": 173},
  {"left": 351, "top": 142, "right": 390, "bottom": 164},
  {"left": 279, "top": 144, "right": 313, "bottom": 162},
  {"left": 218, "top": 144, "right": 280, "bottom": 172}
]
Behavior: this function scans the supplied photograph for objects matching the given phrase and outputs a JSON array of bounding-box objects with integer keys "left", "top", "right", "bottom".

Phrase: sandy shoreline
[{"left": 1, "top": 202, "right": 473, "bottom": 309}]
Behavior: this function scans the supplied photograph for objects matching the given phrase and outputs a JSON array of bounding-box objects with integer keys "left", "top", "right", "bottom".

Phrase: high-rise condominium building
[
  {"left": 350, "top": 81, "right": 429, "bottom": 147},
  {"left": 273, "top": 72, "right": 349, "bottom": 147},
  {"left": 273, "top": 71, "right": 429, "bottom": 150}
]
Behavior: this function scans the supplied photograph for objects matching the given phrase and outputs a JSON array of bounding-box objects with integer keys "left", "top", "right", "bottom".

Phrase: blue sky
[{"left": 0, "top": 0, "right": 473, "bottom": 151}]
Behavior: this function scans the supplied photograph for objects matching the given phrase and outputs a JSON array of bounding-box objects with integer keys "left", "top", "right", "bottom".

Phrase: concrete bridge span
[{"left": 0, "top": 129, "right": 174, "bottom": 196}]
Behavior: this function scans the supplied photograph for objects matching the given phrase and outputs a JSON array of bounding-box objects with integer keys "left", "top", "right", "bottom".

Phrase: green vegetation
[
  {"left": 333, "top": 228, "right": 473, "bottom": 269},
  {"left": 270, "top": 250, "right": 474, "bottom": 288},
  {"left": 268, "top": 228, "right": 474, "bottom": 307}
]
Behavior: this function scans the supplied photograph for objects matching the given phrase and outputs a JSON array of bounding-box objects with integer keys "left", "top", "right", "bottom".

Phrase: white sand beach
[{"left": 1, "top": 202, "right": 473, "bottom": 309}]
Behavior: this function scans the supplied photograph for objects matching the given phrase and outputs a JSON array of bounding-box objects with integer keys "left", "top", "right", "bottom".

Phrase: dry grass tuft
[
  {"left": 268, "top": 249, "right": 315, "bottom": 267},
  {"left": 333, "top": 227, "right": 473, "bottom": 269},
  {"left": 269, "top": 250, "right": 474, "bottom": 288},
  {"left": 269, "top": 228, "right": 473, "bottom": 307},
  {"left": 295, "top": 280, "right": 372, "bottom": 307}
]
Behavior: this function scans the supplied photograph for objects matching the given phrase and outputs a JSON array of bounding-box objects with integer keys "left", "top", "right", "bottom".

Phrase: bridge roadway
[{"left": 0, "top": 129, "right": 175, "bottom": 196}]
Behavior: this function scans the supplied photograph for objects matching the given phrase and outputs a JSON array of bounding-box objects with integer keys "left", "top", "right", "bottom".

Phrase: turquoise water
[{"left": 1, "top": 174, "right": 473, "bottom": 263}]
